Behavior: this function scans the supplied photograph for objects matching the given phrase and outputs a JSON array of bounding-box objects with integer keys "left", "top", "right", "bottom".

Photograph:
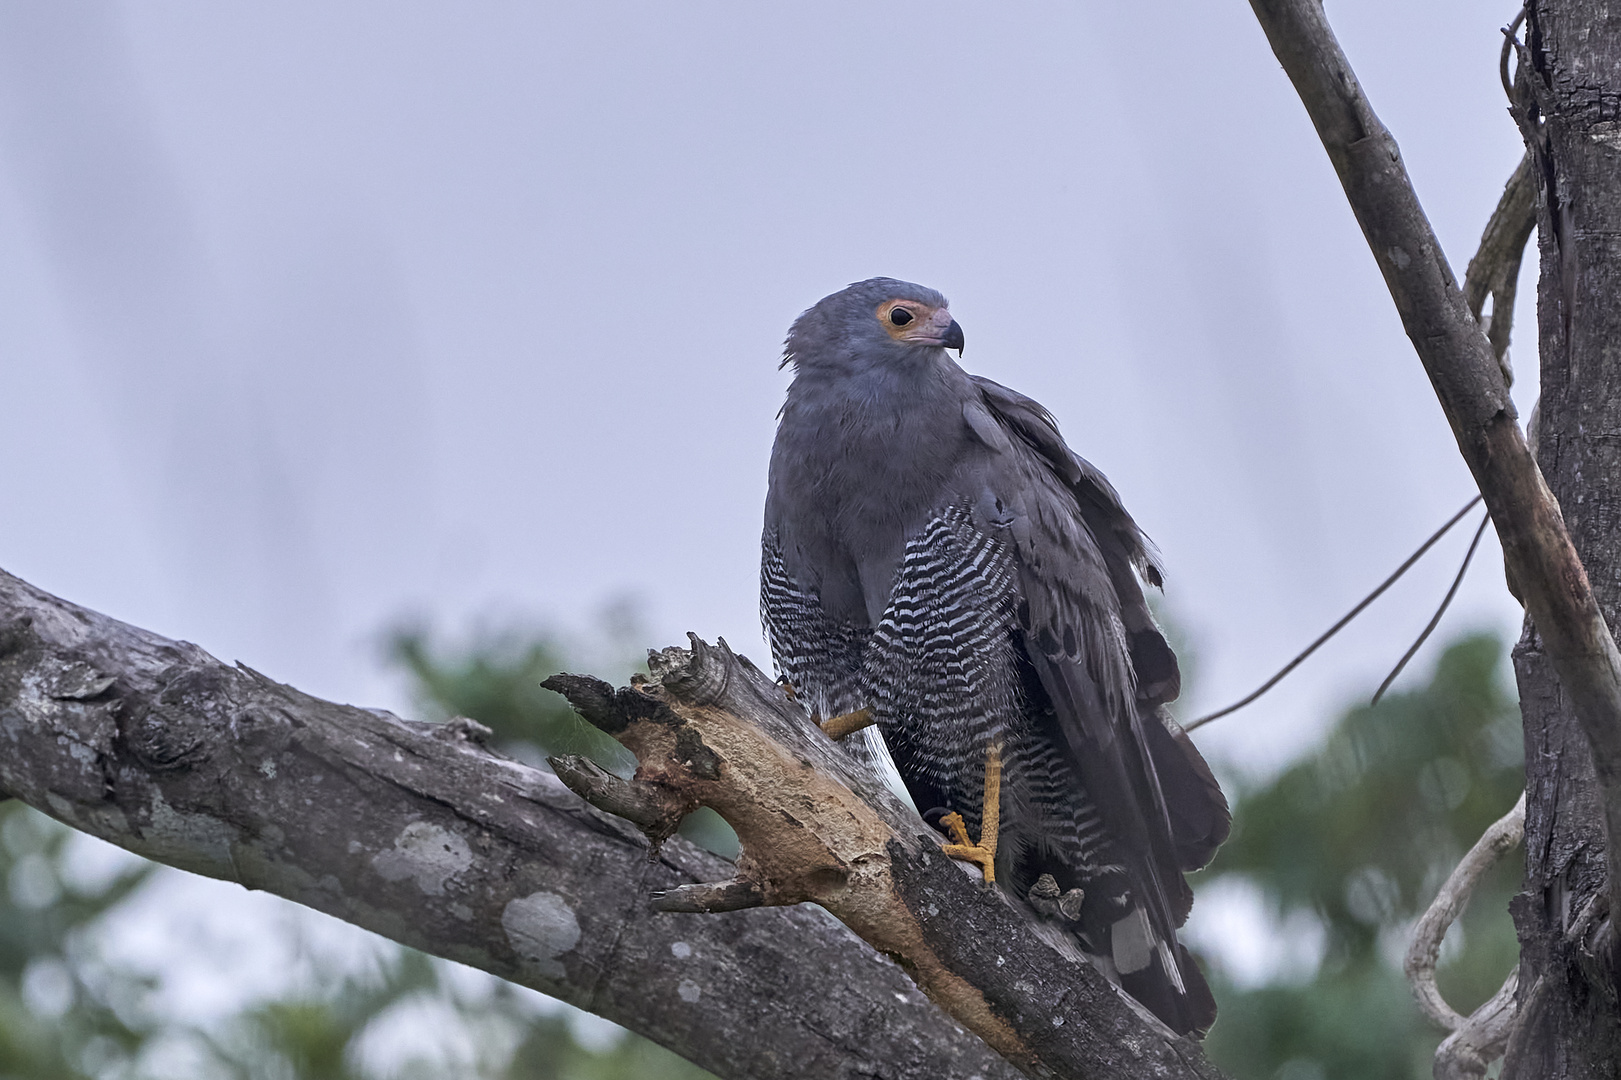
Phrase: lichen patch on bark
[
  {"left": 502, "top": 890, "right": 582, "bottom": 980},
  {"left": 371, "top": 821, "right": 473, "bottom": 896}
]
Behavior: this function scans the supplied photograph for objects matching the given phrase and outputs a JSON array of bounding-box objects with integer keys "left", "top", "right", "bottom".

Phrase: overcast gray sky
[{"left": 0, "top": 1, "right": 1532, "bottom": 776}]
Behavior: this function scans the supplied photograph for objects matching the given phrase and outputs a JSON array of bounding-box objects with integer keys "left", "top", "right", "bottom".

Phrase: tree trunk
[{"left": 1507, "top": 3, "right": 1621, "bottom": 1076}]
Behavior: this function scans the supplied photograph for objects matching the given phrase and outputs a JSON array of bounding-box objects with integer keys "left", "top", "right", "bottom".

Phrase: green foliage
[
  {"left": 0, "top": 801, "right": 157, "bottom": 1080},
  {"left": 1199, "top": 633, "right": 1525, "bottom": 1080},
  {"left": 197, "top": 950, "right": 440, "bottom": 1080},
  {"left": 388, "top": 627, "right": 633, "bottom": 773},
  {"left": 190, "top": 944, "right": 719, "bottom": 1080}
]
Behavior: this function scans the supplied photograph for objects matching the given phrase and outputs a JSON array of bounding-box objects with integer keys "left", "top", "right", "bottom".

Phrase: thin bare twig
[
  {"left": 1463, "top": 151, "right": 1536, "bottom": 385},
  {"left": 1499, "top": 8, "right": 1527, "bottom": 102},
  {"left": 1192, "top": 134, "right": 1534, "bottom": 731},
  {"left": 1372, "top": 509, "right": 1492, "bottom": 706},
  {"left": 1405, "top": 791, "right": 1526, "bottom": 1031},
  {"left": 1185, "top": 496, "right": 1481, "bottom": 732}
]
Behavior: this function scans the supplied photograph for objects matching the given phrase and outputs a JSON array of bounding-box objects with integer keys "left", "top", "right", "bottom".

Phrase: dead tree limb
[
  {"left": 544, "top": 638, "right": 1227, "bottom": 1080},
  {"left": 0, "top": 567, "right": 1022, "bottom": 1080},
  {"left": 1404, "top": 792, "right": 1526, "bottom": 1079},
  {"left": 1406, "top": 792, "right": 1526, "bottom": 1032},
  {"left": 1503, "top": 2, "right": 1621, "bottom": 1072},
  {"left": 1247, "top": 0, "right": 1621, "bottom": 933},
  {"left": 1463, "top": 150, "right": 1537, "bottom": 383}
]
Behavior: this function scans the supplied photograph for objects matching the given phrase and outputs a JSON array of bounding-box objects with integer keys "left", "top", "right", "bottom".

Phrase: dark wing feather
[
  {"left": 1145, "top": 707, "right": 1231, "bottom": 874},
  {"left": 971, "top": 375, "right": 1229, "bottom": 870},
  {"left": 970, "top": 376, "right": 1228, "bottom": 1034},
  {"left": 970, "top": 377, "right": 1177, "bottom": 701}
]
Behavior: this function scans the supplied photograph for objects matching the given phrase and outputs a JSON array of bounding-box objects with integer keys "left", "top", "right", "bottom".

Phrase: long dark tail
[{"left": 1118, "top": 933, "right": 1218, "bottom": 1036}]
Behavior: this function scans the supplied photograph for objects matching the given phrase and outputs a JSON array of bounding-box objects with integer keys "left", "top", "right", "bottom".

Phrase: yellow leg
[
  {"left": 939, "top": 742, "right": 1002, "bottom": 883},
  {"left": 820, "top": 706, "right": 875, "bottom": 741}
]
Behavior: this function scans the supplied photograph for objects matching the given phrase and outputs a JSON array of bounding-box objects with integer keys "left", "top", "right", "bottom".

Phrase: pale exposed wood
[{"left": 545, "top": 637, "right": 1230, "bottom": 1080}]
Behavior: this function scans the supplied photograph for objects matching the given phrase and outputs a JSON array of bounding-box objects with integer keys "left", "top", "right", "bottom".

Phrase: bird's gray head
[{"left": 782, "top": 277, "right": 965, "bottom": 373}]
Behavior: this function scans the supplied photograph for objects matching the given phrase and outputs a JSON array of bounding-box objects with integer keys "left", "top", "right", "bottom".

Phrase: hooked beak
[{"left": 916, "top": 308, "right": 965, "bottom": 355}]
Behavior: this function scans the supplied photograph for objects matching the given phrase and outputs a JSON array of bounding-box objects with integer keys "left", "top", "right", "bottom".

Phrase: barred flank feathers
[
  {"left": 761, "top": 533, "right": 867, "bottom": 721},
  {"left": 765, "top": 509, "right": 1138, "bottom": 906}
]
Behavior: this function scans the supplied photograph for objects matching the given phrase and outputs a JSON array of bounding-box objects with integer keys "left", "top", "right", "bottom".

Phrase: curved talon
[
  {"left": 939, "top": 811, "right": 997, "bottom": 883},
  {"left": 936, "top": 743, "right": 1002, "bottom": 883}
]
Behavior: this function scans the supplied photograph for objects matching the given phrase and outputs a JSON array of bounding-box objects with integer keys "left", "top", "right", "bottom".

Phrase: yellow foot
[
  {"left": 819, "top": 706, "right": 875, "bottom": 741},
  {"left": 939, "top": 812, "right": 997, "bottom": 883},
  {"left": 937, "top": 742, "right": 1003, "bottom": 884}
]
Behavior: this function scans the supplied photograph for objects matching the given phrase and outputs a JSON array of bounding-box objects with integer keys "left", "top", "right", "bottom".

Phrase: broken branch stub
[{"left": 545, "top": 635, "right": 1229, "bottom": 1080}]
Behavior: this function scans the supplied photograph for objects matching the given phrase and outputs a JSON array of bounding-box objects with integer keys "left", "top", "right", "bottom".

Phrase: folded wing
[{"left": 970, "top": 375, "right": 1231, "bottom": 1034}]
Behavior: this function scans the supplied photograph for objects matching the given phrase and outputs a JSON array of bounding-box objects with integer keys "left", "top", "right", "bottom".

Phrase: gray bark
[
  {"left": 1464, "top": 150, "right": 1536, "bottom": 386},
  {"left": 0, "top": 568, "right": 1020, "bottom": 1080},
  {"left": 1506, "top": 2, "right": 1621, "bottom": 1076}
]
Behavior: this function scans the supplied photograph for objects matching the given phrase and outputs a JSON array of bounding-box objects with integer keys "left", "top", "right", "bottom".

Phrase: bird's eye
[{"left": 889, "top": 308, "right": 914, "bottom": 327}]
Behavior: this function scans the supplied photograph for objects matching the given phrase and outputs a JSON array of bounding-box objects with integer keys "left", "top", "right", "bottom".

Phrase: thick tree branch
[
  {"left": 1504, "top": 4, "right": 1621, "bottom": 1070},
  {"left": 1248, "top": 0, "right": 1621, "bottom": 922},
  {"left": 0, "top": 567, "right": 1022, "bottom": 1080},
  {"left": 544, "top": 638, "right": 1227, "bottom": 1080}
]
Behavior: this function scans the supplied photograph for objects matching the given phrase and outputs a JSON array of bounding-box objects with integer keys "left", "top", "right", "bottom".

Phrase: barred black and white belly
[
  {"left": 858, "top": 507, "right": 1020, "bottom": 829},
  {"left": 763, "top": 506, "right": 1133, "bottom": 908}
]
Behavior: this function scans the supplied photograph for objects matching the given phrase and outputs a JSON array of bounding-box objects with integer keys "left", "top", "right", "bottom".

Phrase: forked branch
[
  {"left": 1248, "top": 0, "right": 1621, "bottom": 927},
  {"left": 0, "top": 564, "right": 1225, "bottom": 1080}
]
